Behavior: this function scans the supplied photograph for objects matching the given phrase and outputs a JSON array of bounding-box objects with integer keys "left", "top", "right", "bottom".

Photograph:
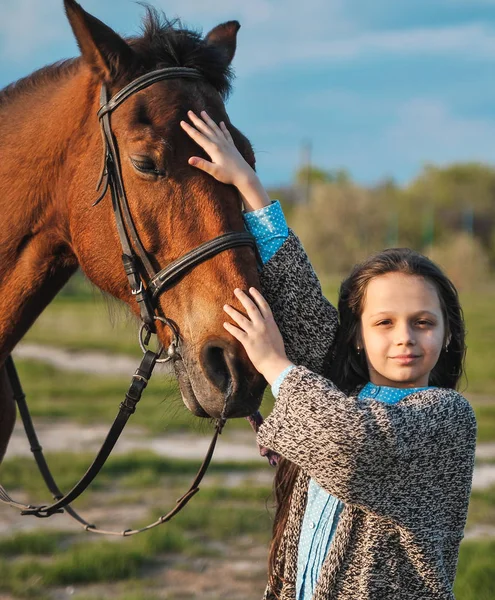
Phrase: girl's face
[{"left": 360, "top": 272, "right": 447, "bottom": 388}]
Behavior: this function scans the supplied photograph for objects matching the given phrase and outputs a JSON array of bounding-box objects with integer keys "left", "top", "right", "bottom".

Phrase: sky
[{"left": 1, "top": 0, "right": 495, "bottom": 188}]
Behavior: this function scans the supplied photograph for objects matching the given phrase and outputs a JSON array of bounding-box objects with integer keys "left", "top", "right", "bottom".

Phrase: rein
[{"left": 0, "top": 66, "right": 260, "bottom": 535}]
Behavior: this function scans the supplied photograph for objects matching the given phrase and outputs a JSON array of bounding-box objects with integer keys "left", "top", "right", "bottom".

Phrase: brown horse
[{"left": 0, "top": 1, "right": 266, "bottom": 462}]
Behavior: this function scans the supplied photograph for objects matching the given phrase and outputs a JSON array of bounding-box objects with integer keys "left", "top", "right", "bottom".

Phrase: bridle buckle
[{"left": 131, "top": 281, "right": 144, "bottom": 296}]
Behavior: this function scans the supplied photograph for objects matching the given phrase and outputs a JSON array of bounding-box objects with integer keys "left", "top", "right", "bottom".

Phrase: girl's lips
[{"left": 391, "top": 355, "right": 420, "bottom": 364}]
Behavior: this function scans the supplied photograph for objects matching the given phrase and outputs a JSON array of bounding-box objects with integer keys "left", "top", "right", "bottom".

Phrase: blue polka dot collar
[{"left": 359, "top": 382, "right": 434, "bottom": 404}]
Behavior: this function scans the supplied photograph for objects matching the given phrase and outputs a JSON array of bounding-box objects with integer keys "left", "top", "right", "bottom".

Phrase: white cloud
[
  {"left": 3, "top": 1, "right": 495, "bottom": 76},
  {"left": 384, "top": 98, "right": 495, "bottom": 165},
  {"left": 234, "top": 22, "right": 495, "bottom": 75},
  {"left": 0, "top": 0, "right": 355, "bottom": 66}
]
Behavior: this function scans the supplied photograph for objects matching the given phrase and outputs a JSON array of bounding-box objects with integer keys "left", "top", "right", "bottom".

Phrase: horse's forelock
[{"left": 127, "top": 5, "right": 234, "bottom": 99}]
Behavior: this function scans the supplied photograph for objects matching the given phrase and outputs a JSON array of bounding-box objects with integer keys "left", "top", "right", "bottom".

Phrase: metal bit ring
[{"left": 139, "top": 316, "right": 179, "bottom": 363}]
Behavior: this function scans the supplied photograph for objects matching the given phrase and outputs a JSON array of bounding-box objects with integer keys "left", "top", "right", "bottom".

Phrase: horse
[{"left": 0, "top": 0, "right": 266, "bottom": 464}]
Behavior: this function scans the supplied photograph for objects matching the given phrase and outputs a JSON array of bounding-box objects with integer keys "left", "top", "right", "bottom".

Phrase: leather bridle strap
[
  {"left": 97, "top": 67, "right": 203, "bottom": 118},
  {"left": 149, "top": 231, "right": 261, "bottom": 298},
  {"left": 95, "top": 66, "right": 260, "bottom": 334},
  {"left": 0, "top": 354, "right": 225, "bottom": 535}
]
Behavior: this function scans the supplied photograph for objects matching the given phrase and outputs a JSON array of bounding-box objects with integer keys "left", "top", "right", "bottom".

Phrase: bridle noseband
[
  {"left": 0, "top": 67, "right": 262, "bottom": 535},
  {"left": 95, "top": 66, "right": 259, "bottom": 361}
]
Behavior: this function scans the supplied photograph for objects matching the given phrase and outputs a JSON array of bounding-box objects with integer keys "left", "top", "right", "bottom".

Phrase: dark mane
[
  {"left": 0, "top": 5, "right": 234, "bottom": 108},
  {"left": 130, "top": 6, "right": 234, "bottom": 98}
]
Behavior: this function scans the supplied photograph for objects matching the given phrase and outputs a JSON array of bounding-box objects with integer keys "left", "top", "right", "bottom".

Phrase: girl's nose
[{"left": 395, "top": 324, "right": 416, "bottom": 346}]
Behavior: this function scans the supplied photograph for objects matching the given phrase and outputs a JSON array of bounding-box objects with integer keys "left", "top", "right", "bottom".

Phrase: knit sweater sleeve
[
  {"left": 259, "top": 230, "right": 339, "bottom": 375},
  {"left": 257, "top": 365, "right": 477, "bottom": 532}
]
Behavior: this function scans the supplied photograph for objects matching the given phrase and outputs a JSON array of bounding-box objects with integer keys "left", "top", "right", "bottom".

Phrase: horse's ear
[
  {"left": 64, "top": 0, "right": 134, "bottom": 81},
  {"left": 205, "top": 21, "right": 241, "bottom": 66}
]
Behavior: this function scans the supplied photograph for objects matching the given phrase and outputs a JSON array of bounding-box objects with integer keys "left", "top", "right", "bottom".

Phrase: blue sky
[{"left": 1, "top": 0, "right": 495, "bottom": 187}]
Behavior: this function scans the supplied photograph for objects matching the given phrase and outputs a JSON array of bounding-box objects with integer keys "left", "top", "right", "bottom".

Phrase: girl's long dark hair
[{"left": 268, "top": 247, "right": 466, "bottom": 593}]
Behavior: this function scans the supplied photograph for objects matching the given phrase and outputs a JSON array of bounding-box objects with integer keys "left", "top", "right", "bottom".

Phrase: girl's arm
[
  {"left": 258, "top": 365, "right": 477, "bottom": 530},
  {"left": 181, "top": 111, "right": 338, "bottom": 376}
]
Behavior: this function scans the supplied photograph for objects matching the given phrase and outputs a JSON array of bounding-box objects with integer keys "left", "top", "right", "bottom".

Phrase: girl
[{"left": 180, "top": 112, "right": 477, "bottom": 600}]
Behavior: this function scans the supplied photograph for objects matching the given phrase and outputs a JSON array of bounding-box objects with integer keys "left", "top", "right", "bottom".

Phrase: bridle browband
[{"left": 0, "top": 67, "right": 261, "bottom": 535}]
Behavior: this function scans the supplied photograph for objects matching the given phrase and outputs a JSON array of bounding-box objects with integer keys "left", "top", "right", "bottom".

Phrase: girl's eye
[
  {"left": 416, "top": 320, "right": 434, "bottom": 327},
  {"left": 130, "top": 156, "right": 164, "bottom": 176},
  {"left": 376, "top": 320, "right": 392, "bottom": 326}
]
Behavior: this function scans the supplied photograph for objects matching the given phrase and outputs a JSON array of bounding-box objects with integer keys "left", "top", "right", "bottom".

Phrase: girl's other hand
[
  {"left": 223, "top": 287, "right": 294, "bottom": 385},
  {"left": 180, "top": 110, "right": 254, "bottom": 187},
  {"left": 181, "top": 111, "right": 271, "bottom": 212}
]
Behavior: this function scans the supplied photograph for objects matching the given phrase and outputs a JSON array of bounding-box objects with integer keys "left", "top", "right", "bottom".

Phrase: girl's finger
[
  {"left": 180, "top": 120, "right": 214, "bottom": 152},
  {"left": 188, "top": 157, "right": 219, "bottom": 178},
  {"left": 223, "top": 304, "right": 252, "bottom": 331},
  {"left": 200, "top": 111, "right": 223, "bottom": 136},
  {"left": 220, "top": 121, "right": 234, "bottom": 143},
  {"left": 248, "top": 287, "right": 273, "bottom": 320},
  {"left": 234, "top": 288, "right": 263, "bottom": 323},
  {"left": 187, "top": 111, "right": 218, "bottom": 141},
  {"left": 223, "top": 321, "right": 247, "bottom": 343}
]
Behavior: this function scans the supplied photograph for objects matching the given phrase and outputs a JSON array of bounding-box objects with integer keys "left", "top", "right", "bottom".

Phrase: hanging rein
[{"left": 0, "top": 67, "right": 261, "bottom": 536}]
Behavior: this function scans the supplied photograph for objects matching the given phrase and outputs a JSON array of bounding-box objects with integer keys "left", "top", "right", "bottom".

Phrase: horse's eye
[{"left": 130, "top": 155, "right": 163, "bottom": 176}]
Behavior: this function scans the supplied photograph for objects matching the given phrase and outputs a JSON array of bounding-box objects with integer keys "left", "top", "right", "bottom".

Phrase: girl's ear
[
  {"left": 205, "top": 21, "right": 241, "bottom": 66},
  {"left": 64, "top": 0, "right": 134, "bottom": 82}
]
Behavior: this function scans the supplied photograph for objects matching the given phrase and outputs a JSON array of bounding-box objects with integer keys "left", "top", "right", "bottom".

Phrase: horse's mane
[
  {"left": 0, "top": 60, "right": 80, "bottom": 108},
  {"left": 0, "top": 5, "right": 234, "bottom": 108}
]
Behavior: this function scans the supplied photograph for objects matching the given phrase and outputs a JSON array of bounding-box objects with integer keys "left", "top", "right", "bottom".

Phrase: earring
[
  {"left": 444, "top": 341, "right": 450, "bottom": 352},
  {"left": 356, "top": 346, "right": 361, "bottom": 354}
]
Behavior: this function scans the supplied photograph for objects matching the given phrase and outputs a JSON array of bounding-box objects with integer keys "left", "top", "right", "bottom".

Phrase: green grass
[
  {"left": 0, "top": 483, "right": 273, "bottom": 598},
  {"left": 471, "top": 403, "right": 495, "bottom": 444},
  {"left": 1, "top": 475, "right": 494, "bottom": 600},
  {"left": 0, "top": 519, "right": 493, "bottom": 600},
  {"left": 0, "top": 530, "right": 69, "bottom": 556},
  {"left": 0, "top": 450, "right": 269, "bottom": 497},
  {"left": 460, "top": 288, "right": 495, "bottom": 396},
  {"left": 466, "top": 484, "right": 495, "bottom": 529},
  {"left": 12, "top": 359, "right": 274, "bottom": 433},
  {"left": 24, "top": 290, "right": 143, "bottom": 356},
  {"left": 455, "top": 538, "right": 495, "bottom": 600}
]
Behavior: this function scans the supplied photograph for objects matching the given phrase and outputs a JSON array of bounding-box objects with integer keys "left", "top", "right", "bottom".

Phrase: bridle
[
  {"left": 0, "top": 67, "right": 260, "bottom": 535},
  {"left": 95, "top": 66, "right": 259, "bottom": 360}
]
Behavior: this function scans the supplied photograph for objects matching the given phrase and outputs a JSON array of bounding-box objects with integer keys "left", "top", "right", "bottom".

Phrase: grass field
[
  {"left": 4, "top": 272, "right": 494, "bottom": 599},
  {"left": 0, "top": 449, "right": 494, "bottom": 599}
]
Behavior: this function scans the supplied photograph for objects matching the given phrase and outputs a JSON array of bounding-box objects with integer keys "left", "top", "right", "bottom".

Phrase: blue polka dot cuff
[
  {"left": 242, "top": 200, "right": 289, "bottom": 264},
  {"left": 271, "top": 364, "right": 296, "bottom": 398}
]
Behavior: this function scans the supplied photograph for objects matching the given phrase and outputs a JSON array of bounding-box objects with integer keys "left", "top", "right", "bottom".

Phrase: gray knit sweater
[{"left": 257, "top": 231, "right": 477, "bottom": 600}]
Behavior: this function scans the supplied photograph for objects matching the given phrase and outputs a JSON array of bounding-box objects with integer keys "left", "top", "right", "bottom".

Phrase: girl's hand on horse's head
[
  {"left": 180, "top": 111, "right": 255, "bottom": 188},
  {"left": 223, "top": 288, "right": 294, "bottom": 385}
]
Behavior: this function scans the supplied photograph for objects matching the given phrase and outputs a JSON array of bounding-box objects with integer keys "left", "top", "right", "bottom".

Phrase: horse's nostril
[{"left": 202, "top": 342, "right": 232, "bottom": 394}]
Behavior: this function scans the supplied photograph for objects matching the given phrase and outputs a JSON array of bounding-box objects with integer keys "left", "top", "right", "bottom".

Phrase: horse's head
[{"left": 64, "top": 1, "right": 266, "bottom": 419}]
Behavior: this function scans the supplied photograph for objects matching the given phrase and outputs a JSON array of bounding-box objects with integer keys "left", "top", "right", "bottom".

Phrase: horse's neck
[{"left": 0, "top": 66, "right": 98, "bottom": 359}]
